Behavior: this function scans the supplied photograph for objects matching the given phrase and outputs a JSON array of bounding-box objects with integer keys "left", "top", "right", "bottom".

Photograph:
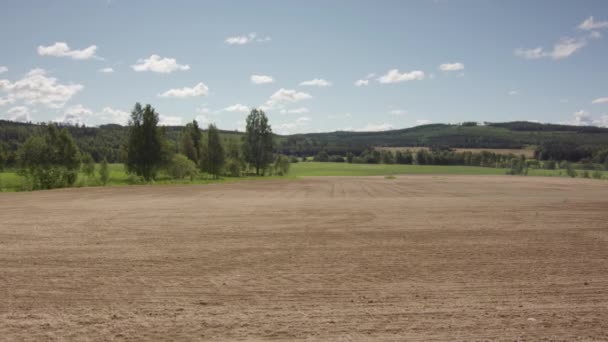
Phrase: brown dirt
[{"left": 1, "top": 176, "right": 607, "bottom": 341}]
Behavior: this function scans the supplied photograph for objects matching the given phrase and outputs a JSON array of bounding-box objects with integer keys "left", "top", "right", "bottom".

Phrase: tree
[
  {"left": 207, "top": 124, "right": 224, "bottom": 178},
  {"left": 81, "top": 153, "right": 96, "bottom": 178},
  {"left": 17, "top": 124, "right": 81, "bottom": 189},
  {"left": 314, "top": 150, "right": 329, "bottom": 162},
  {"left": 243, "top": 109, "right": 273, "bottom": 175},
  {"left": 346, "top": 152, "right": 354, "bottom": 163},
  {"left": 125, "top": 103, "right": 165, "bottom": 181},
  {"left": 274, "top": 155, "right": 290, "bottom": 175},
  {"left": 167, "top": 154, "right": 199, "bottom": 180},
  {"left": 181, "top": 120, "right": 202, "bottom": 164},
  {"left": 99, "top": 158, "right": 110, "bottom": 185},
  {"left": 0, "top": 144, "right": 6, "bottom": 171}
]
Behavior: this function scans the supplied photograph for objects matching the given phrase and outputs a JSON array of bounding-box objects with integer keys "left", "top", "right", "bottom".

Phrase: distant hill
[{"left": 2, "top": 120, "right": 608, "bottom": 164}]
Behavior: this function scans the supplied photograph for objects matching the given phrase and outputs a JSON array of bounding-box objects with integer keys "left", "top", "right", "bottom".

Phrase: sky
[{"left": 1, "top": 0, "right": 608, "bottom": 134}]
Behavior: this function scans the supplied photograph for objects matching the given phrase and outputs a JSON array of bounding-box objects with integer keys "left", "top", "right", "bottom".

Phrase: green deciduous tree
[
  {"left": 81, "top": 153, "right": 96, "bottom": 178},
  {"left": 125, "top": 103, "right": 166, "bottom": 181},
  {"left": 243, "top": 109, "right": 273, "bottom": 175},
  {"left": 207, "top": 124, "right": 225, "bottom": 178},
  {"left": 273, "top": 155, "right": 290, "bottom": 175},
  {"left": 17, "top": 124, "right": 81, "bottom": 189},
  {"left": 99, "top": 158, "right": 110, "bottom": 185},
  {"left": 167, "top": 154, "right": 199, "bottom": 180},
  {"left": 181, "top": 120, "right": 203, "bottom": 164}
]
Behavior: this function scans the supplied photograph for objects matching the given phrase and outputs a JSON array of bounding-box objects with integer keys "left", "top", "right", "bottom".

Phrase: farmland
[
  {"left": 375, "top": 146, "right": 537, "bottom": 158},
  {"left": 1, "top": 175, "right": 607, "bottom": 340}
]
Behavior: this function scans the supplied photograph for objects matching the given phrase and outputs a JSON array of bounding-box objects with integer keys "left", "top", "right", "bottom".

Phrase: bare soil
[{"left": 1, "top": 176, "right": 607, "bottom": 341}]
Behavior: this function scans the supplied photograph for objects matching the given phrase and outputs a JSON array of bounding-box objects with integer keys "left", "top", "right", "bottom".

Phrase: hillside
[{"left": 2, "top": 120, "right": 608, "bottom": 164}]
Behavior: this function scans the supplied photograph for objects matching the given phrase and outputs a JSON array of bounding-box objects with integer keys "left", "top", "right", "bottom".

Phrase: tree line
[{"left": 8, "top": 104, "right": 286, "bottom": 190}]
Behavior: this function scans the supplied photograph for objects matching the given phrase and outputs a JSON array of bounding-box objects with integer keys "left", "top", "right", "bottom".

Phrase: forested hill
[{"left": 2, "top": 119, "right": 608, "bottom": 163}]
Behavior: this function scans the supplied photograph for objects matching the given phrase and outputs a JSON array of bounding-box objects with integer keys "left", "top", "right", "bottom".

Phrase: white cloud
[
  {"left": 55, "top": 104, "right": 93, "bottom": 125},
  {"left": 416, "top": 119, "right": 432, "bottom": 126},
  {"left": 98, "top": 67, "right": 114, "bottom": 73},
  {"left": 354, "top": 123, "right": 394, "bottom": 132},
  {"left": 378, "top": 69, "right": 425, "bottom": 84},
  {"left": 515, "top": 37, "right": 587, "bottom": 60},
  {"left": 195, "top": 114, "right": 210, "bottom": 126},
  {"left": 0, "top": 66, "right": 7, "bottom": 74},
  {"left": 132, "top": 55, "right": 190, "bottom": 73},
  {"left": 389, "top": 109, "right": 406, "bottom": 116},
  {"left": 225, "top": 32, "right": 270, "bottom": 45},
  {"left": 99, "top": 107, "right": 130, "bottom": 125},
  {"left": 251, "top": 74, "right": 274, "bottom": 84},
  {"left": 300, "top": 78, "right": 332, "bottom": 87},
  {"left": 578, "top": 16, "right": 608, "bottom": 31},
  {"left": 0, "top": 68, "right": 83, "bottom": 108},
  {"left": 6, "top": 106, "right": 31, "bottom": 122},
  {"left": 276, "top": 116, "right": 311, "bottom": 134},
  {"left": 196, "top": 106, "right": 210, "bottom": 115},
  {"left": 592, "top": 97, "right": 608, "bottom": 104},
  {"left": 568, "top": 110, "right": 594, "bottom": 126},
  {"left": 224, "top": 104, "right": 249, "bottom": 113},
  {"left": 439, "top": 62, "right": 464, "bottom": 72},
  {"left": 354, "top": 79, "right": 369, "bottom": 86},
  {"left": 159, "top": 115, "right": 182, "bottom": 126},
  {"left": 514, "top": 47, "right": 545, "bottom": 59},
  {"left": 590, "top": 31, "right": 602, "bottom": 39},
  {"left": 508, "top": 90, "right": 519, "bottom": 96},
  {"left": 159, "top": 82, "right": 209, "bottom": 98},
  {"left": 280, "top": 107, "right": 309, "bottom": 114},
  {"left": 38, "top": 42, "right": 99, "bottom": 60},
  {"left": 265, "top": 88, "right": 312, "bottom": 108}
]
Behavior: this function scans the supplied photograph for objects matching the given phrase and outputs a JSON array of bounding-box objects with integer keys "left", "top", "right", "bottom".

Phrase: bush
[
  {"left": 225, "top": 158, "right": 242, "bottom": 177},
  {"left": 592, "top": 169, "right": 603, "bottom": 179},
  {"left": 167, "top": 154, "right": 199, "bottom": 180},
  {"left": 314, "top": 150, "right": 329, "bottom": 162},
  {"left": 565, "top": 162, "right": 578, "bottom": 178},
  {"left": 274, "top": 155, "right": 290, "bottom": 175},
  {"left": 99, "top": 159, "right": 110, "bottom": 185},
  {"left": 329, "top": 155, "right": 344, "bottom": 162},
  {"left": 17, "top": 125, "right": 81, "bottom": 190},
  {"left": 543, "top": 160, "right": 557, "bottom": 170}
]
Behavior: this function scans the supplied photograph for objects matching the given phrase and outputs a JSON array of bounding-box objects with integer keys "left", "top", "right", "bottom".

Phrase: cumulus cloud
[
  {"left": 354, "top": 123, "right": 395, "bottom": 132},
  {"left": 265, "top": 88, "right": 312, "bottom": 109},
  {"left": 225, "top": 32, "right": 270, "bottom": 45},
  {"left": 300, "top": 78, "right": 332, "bottom": 87},
  {"left": 38, "top": 42, "right": 99, "bottom": 60},
  {"left": 354, "top": 79, "right": 369, "bottom": 86},
  {"left": 578, "top": 16, "right": 608, "bottom": 31},
  {"left": 0, "top": 66, "right": 7, "bottom": 74},
  {"left": 592, "top": 97, "right": 608, "bottom": 104},
  {"left": 6, "top": 106, "right": 31, "bottom": 122},
  {"left": 515, "top": 37, "right": 587, "bottom": 60},
  {"left": 224, "top": 104, "right": 249, "bottom": 113},
  {"left": 561, "top": 110, "right": 608, "bottom": 127},
  {"left": 276, "top": 116, "right": 311, "bottom": 134},
  {"left": 98, "top": 67, "right": 114, "bottom": 73},
  {"left": 0, "top": 68, "right": 83, "bottom": 108},
  {"left": 55, "top": 104, "right": 93, "bottom": 125},
  {"left": 280, "top": 107, "right": 309, "bottom": 114},
  {"left": 159, "top": 115, "right": 182, "bottom": 126},
  {"left": 99, "top": 107, "right": 130, "bottom": 125},
  {"left": 132, "top": 55, "right": 190, "bottom": 73},
  {"left": 378, "top": 69, "right": 425, "bottom": 83},
  {"left": 439, "top": 62, "right": 464, "bottom": 72},
  {"left": 251, "top": 74, "right": 274, "bottom": 84},
  {"left": 159, "top": 82, "right": 209, "bottom": 98}
]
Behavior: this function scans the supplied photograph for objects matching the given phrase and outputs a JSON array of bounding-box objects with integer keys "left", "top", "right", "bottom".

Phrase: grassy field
[
  {"left": 376, "top": 146, "right": 536, "bottom": 158},
  {"left": 1, "top": 162, "right": 606, "bottom": 192}
]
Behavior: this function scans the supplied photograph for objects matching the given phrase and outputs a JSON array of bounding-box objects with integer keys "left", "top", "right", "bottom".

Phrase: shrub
[
  {"left": 274, "top": 155, "right": 290, "bottom": 175},
  {"left": 565, "top": 162, "right": 578, "bottom": 178},
  {"left": 99, "top": 159, "right": 110, "bottom": 185},
  {"left": 592, "top": 169, "right": 603, "bottom": 179},
  {"left": 167, "top": 154, "right": 199, "bottom": 180}
]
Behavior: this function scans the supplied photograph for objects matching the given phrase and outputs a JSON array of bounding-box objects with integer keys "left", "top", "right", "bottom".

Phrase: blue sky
[{"left": 1, "top": 0, "right": 607, "bottom": 134}]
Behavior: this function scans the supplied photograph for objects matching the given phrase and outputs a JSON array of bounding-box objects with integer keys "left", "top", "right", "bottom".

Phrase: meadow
[{"left": 1, "top": 161, "right": 605, "bottom": 192}]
